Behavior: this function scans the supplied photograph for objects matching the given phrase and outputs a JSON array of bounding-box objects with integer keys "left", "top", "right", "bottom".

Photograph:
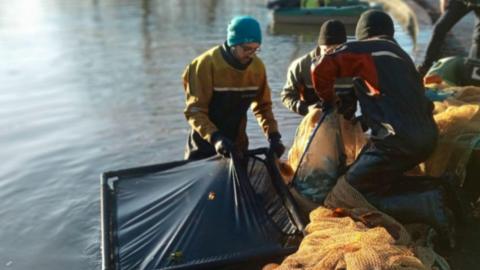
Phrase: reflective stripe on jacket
[{"left": 461, "top": 0, "right": 480, "bottom": 7}]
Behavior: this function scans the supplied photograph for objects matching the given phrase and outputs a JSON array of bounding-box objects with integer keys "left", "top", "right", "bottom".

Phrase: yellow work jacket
[{"left": 183, "top": 44, "right": 279, "bottom": 160}]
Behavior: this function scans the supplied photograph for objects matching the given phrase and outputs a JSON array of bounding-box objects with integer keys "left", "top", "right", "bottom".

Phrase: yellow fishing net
[
  {"left": 280, "top": 109, "right": 366, "bottom": 203},
  {"left": 266, "top": 177, "right": 449, "bottom": 270},
  {"left": 285, "top": 109, "right": 366, "bottom": 180}
]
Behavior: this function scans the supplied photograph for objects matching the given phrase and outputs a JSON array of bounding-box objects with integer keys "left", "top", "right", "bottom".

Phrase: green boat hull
[{"left": 272, "top": 4, "right": 381, "bottom": 25}]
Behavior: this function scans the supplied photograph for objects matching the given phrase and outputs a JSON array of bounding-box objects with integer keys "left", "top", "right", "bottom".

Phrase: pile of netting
[
  {"left": 267, "top": 177, "right": 449, "bottom": 270},
  {"left": 421, "top": 86, "right": 480, "bottom": 180},
  {"left": 271, "top": 86, "right": 480, "bottom": 270}
]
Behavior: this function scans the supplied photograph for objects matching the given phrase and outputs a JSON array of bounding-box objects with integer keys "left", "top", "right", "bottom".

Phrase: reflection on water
[
  {"left": 0, "top": 0, "right": 413, "bottom": 269},
  {"left": 269, "top": 22, "right": 358, "bottom": 37}
]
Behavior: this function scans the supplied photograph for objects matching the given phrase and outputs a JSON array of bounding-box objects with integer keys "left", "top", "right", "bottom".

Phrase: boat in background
[
  {"left": 271, "top": 1, "right": 382, "bottom": 25},
  {"left": 269, "top": 21, "right": 357, "bottom": 36}
]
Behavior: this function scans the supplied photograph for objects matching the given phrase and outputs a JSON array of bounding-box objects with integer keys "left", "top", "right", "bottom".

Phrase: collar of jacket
[{"left": 221, "top": 41, "right": 251, "bottom": 70}]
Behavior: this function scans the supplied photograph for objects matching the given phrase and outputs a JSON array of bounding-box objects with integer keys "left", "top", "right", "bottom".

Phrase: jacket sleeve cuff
[{"left": 268, "top": 131, "right": 282, "bottom": 142}]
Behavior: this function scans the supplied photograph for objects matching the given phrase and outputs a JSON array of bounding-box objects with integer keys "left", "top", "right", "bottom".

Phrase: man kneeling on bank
[{"left": 312, "top": 10, "right": 455, "bottom": 247}]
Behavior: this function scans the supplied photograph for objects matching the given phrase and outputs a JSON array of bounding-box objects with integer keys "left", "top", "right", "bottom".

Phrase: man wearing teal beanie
[{"left": 182, "top": 15, "right": 285, "bottom": 160}]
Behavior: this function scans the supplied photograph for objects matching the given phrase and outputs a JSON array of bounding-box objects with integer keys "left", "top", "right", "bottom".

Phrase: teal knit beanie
[{"left": 227, "top": 16, "right": 262, "bottom": 46}]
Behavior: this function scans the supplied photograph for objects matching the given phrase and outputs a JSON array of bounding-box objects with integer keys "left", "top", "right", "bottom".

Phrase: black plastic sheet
[{"left": 101, "top": 150, "right": 303, "bottom": 270}]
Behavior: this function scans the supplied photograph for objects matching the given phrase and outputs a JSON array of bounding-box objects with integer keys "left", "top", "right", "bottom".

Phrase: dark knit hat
[
  {"left": 355, "top": 10, "right": 394, "bottom": 41},
  {"left": 227, "top": 16, "right": 262, "bottom": 46},
  {"left": 318, "top": 20, "right": 347, "bottom": 45}
]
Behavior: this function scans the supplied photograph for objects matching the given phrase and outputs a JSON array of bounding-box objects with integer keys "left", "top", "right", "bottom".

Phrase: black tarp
[{"left": 101, "top": 149, "right": 304, "bottom": 270}]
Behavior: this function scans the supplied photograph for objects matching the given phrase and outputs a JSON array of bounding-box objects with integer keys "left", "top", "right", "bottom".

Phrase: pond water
[{"left": 0, "top": 0, "right": 414, "bottom": 269}]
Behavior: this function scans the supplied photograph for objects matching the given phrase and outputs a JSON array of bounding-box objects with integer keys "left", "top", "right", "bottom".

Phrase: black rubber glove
[
  {"left": 268, "top": 132, "right": 286, "bottom": 158},
  {"left": 320, "top": 101, "right": 333, "bottom": 113},
  {"left": 298, "top": 101, "right": 329, "bottom": 116},
  {"left": 296, "top": 101, "right": 309, "bottom": 116},
  {"left": 210, "top": 132, "right": 235, "bottom": 158}
]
